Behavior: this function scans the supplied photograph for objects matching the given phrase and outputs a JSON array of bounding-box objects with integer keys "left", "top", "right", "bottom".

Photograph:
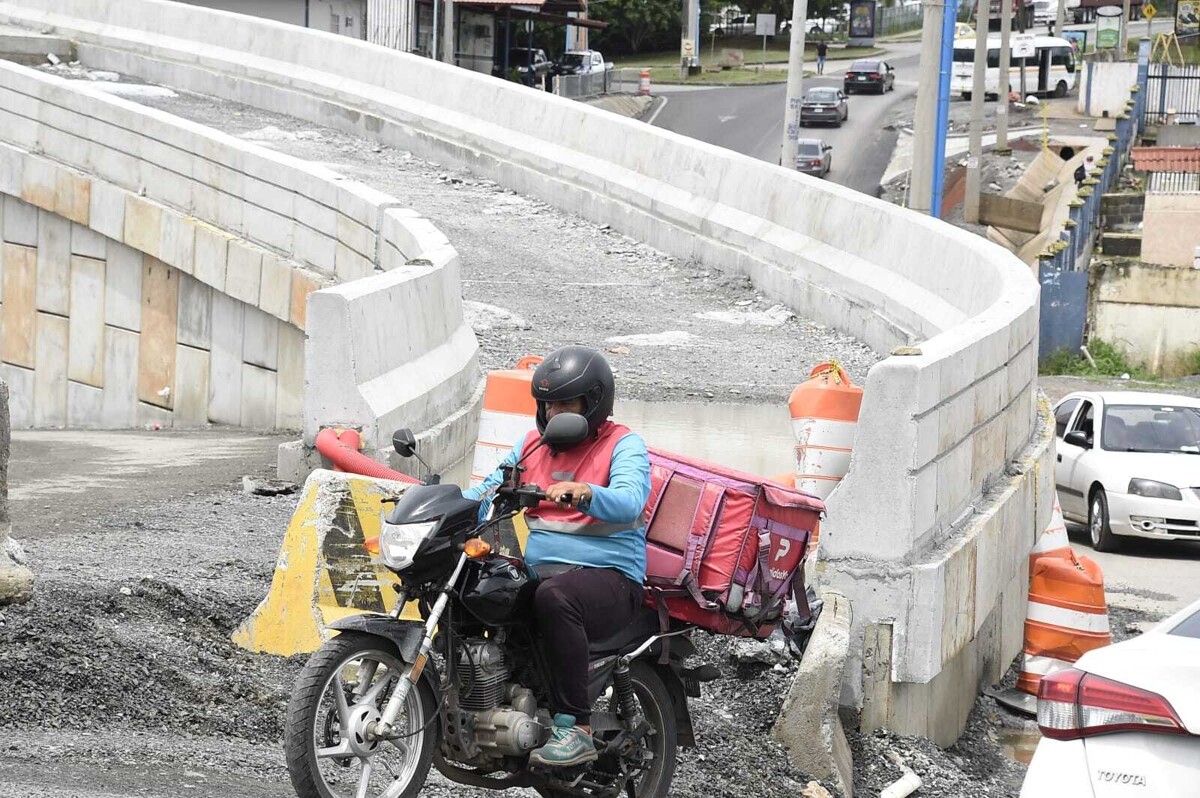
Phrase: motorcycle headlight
[
  {"left": 378, "top": 519, "right": 438, "bottom": 570},
  {"left": 1127, "top": 478, "right": 1183, "bottom": 501}
]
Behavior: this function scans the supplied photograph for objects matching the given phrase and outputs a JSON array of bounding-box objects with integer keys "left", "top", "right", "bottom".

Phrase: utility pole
[
  {"left": 683, "top": 0, "right": 700, "bottom": 72},
  {"left": 1121, "top": 0, "right": 1132, "bottom": 58},
  {"left": 997, "top": 0, "right": 1012, "bottom": 153},
  {"left": 966, "top": 0, "right": 991, "bottom": 222},
  {"left": 780, "top": 0, "right": 809, "bottom": 168},
  {"left": 910, "top": 0, "right": 948, "bottom": 213},
  {"left": 442, "top": 0, "right": 455, "bottom": 64}
]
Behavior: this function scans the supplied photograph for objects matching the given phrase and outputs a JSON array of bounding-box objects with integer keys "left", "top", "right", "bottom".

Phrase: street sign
[
  {"left": 680, "top": 39, "right": 695, "bottom": 58},
  {"left": 1144, "top": 2, "right": 1157, "bottom": 19},
  {"left": 755, "top": 14, "right": 776, "bottom": 36},
  {"left": 1013, "top": 33, "right": 1036, "bottom": 57}
]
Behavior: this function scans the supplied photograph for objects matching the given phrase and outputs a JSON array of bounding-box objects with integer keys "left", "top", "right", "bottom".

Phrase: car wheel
[
  {"left": 1055, "top": 80, "right": 1068, "bottom": 98},
  {"left": 1088, "top": 488, "right": 1122, "bottom": 553}
]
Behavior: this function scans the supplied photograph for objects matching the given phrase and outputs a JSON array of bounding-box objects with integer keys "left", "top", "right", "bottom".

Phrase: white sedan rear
[
  {"left": 1052, "top": 391, "right": 1200, "bottom": 552},
  {"left": 1021, "top": 597, "right": 1200, "bottom": 797}
]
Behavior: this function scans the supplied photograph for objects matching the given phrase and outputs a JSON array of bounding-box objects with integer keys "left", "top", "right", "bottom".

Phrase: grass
[
  {"left": 1040, "top": 339, "right": 1157, "bottom": 380},
  {"left": 613, "top": 41, "right": 882, "bottom": 69},
  {"left": 1126, "top": 38, "right": 1200, "bottom": 65}
]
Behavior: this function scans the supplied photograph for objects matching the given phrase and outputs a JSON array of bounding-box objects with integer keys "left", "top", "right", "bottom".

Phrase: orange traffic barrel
[
  {"left": 1017, "top": 552, "right": 1112, "bottom": 695},
  {"left": 1030, "top": 494, "right": 1073, "bottom": 565},
  {"left": 470, "top": 356, "right": 542, "bottom": 486},
  {"left": 789, "top": 362, "right": 864, "bottom": 501}
]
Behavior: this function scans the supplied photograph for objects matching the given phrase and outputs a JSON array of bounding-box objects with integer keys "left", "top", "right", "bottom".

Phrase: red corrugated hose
[{"left": 314, "top": 427, "right": 420, "bottom": 485}]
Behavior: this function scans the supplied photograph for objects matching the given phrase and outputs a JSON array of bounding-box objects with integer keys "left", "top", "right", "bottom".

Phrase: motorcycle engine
[{"left": 447, "top": 638, "right": 543, "bottom": 762}]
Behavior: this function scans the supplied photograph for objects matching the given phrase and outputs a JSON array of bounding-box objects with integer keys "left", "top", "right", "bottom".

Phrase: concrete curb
[{"left": 772, "top": 590, "right": 854, "bottom": 798}]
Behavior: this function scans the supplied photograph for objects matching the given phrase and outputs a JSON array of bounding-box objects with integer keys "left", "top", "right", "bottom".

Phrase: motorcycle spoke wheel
[{"left": 286, "top": 632, "right": 436, "bottom": 798}]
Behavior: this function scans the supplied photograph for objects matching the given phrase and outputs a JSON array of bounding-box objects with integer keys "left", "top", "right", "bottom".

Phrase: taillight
[
  {"left": 810, "top": 159, "right": 822, "bottom": 166},
  {"left": 1038, "top": 668, "right": 1187, "bottom": 740},
  {"left": 845, "top": 72, "right": 855, "bottom": 78},
  {"left": 869, "top": 72, "right": 882, "bottom": 79}
]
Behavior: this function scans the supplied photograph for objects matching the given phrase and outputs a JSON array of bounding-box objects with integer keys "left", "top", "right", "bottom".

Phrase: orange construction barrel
[
  {"left": 789, "top": 362, "right": 864, "bottom": 501},
  {"left": 470, "top": 356, "right": 542, "bottom": 487}
]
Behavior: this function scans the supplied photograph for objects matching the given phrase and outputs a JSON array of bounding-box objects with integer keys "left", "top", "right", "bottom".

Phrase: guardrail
[{"left": 552, "top": 65, "right": 614, "bottom": 99}]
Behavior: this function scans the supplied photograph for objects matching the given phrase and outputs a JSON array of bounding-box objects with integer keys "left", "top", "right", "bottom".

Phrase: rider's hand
[{"left": 546, "top": 482, "right": 592, "bottom": 508}]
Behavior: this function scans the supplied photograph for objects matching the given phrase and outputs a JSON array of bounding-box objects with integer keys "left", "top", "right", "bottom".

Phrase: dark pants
[{"left": 533, "top": 568, "right": 643, "bottom": 725}]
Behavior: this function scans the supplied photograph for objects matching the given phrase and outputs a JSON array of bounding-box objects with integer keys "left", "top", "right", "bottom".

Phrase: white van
[{"left": 951, "top": 35, "right": 1077, "bottom": 99}]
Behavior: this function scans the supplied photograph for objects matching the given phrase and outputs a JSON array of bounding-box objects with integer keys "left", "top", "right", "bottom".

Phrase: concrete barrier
[
  {"left": 0, "top": 0, "right": 1053, "bottom": 742},
  {"left": 0, "top": 380, "right": 34, "bottom": 605},
  {"left": 0, "top": 60, "right": 479, "bottom": 469},
  {"left": 232, "top": 468, "right": 420, "bottom": 656}
]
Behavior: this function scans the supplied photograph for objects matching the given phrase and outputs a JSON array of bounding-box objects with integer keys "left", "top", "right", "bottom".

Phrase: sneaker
[{"left": 529, "top": 714, "right": 598, "bottom": 768}]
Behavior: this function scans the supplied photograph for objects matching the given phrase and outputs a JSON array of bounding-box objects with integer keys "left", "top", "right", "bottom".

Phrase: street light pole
[
  {"left": 780, "top": 0, "right": 809, "bottom": 168},
  {"left": 1121, "top": 0, "right": 1132, "bottom": 58},
  {"left": 966, "top": 0, "right": 991, "bottom": 223},
  {"left": 909, "top": 0, "right": 948, "bottom": 213}
]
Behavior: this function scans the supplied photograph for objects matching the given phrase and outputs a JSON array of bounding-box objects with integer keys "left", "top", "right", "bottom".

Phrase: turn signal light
[
  {"left": 363, "top": 536, "right": 381, "bottom": 556},
  {"left": 1037, "top": 668, "right": 1187, "bottom": 740},
  {"left": 463, "top": 539, "right": 492, "bottom": 559}
]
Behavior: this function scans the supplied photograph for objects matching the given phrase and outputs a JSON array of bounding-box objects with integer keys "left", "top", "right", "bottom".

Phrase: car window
[
  {"left": 1054, "top": 398, "right": 1080, "bottom": 438},
  {"left": 562, "top": 54, "right": 584, "bottom": 66},
  {"left": 806, "top": 89, "right": 839, "bottom": 102},
  {"left": 849, "top": 60, "right": 879, "bottom": 71},
  {"left": 798, "top": 142, "right": 823, "bottom": 155},
  {"left": 1103, "top": 404, "right": 1200, "bottom": 453},
  {"left": 1169, "top": 607, "right": 1200, "bottom": 639},
  {"left": 1069, "top": 400, "right": 1094, "bottom": 440}
]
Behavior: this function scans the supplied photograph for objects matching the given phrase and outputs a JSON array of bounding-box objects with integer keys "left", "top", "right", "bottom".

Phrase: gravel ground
[{"left": 38, "top": 62, "right": 882, "bottom": 404}]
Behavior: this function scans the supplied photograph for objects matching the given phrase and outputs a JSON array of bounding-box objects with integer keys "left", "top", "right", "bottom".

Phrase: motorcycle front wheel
[{"left": 285, "top": 631, "right": 437, "bottom": 798}]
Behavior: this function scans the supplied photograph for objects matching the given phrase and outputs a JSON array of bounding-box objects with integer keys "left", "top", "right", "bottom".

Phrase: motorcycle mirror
[
  {"left": 392, "top": 428, "right": 417, "bottom": 458},
  {"left": 542, "top": 412, "right": 590, "bottom": 450}
]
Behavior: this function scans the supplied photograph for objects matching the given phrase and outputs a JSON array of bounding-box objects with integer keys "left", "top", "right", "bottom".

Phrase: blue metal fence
[{"left": 1036, "top": 40, "right": 1150, "bottom": 362}]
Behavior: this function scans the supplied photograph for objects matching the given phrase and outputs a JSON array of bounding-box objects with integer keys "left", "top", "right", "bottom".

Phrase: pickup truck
[
  {"left": 554, "top": 49, "right": 606, "bottom": 76},
  {"left": 498, "top": 47, "right": 553, "bottom": 88}
]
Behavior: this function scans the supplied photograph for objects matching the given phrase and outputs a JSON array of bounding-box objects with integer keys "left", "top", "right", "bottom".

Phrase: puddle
[
  {"left": 996, "top": 727, "right": 1042, "bottom": 766},
  {"left": 614, "top": 400, "right": 795, "bottom": 479}
]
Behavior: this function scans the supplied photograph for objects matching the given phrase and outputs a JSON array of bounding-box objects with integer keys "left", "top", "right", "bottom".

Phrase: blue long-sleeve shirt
[{"left": 463, "top": 433, "right": 651, "bottom": 583}]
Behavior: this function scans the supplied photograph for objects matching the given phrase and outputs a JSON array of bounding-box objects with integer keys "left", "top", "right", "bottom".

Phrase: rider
[{"left": 464, "top": 345, "right": 651, "bottom": 768}]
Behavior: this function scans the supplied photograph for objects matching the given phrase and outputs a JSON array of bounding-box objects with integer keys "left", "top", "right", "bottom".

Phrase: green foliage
[
  {"left": 1039, "top": 339, "right": 1155, "bottom": 380},
  {"left": 591, "top": 0, "right": 682, "bottom": 55},
  {"left": 1178, "top": 348, "right": 1200, "bottom": 377}
]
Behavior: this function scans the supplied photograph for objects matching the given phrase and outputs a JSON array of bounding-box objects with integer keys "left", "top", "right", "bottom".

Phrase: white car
[
  {"left": 1020, "top": 596, "right": 1200, "bottom": 797},
  {"left": 1053, "top": 391, "right": 1200, "bottom": 552}
]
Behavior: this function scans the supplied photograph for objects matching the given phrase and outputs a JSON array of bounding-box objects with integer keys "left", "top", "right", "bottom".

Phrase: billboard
[
  {"left": 1178, "top": 0, "right": 1200, "bottom": 38},
  {"left": 848, "top": 0, "right": 877, "bottom": 40},
  {"left": 1095, "top": 5, "right": 1122, "bottom": 49}
]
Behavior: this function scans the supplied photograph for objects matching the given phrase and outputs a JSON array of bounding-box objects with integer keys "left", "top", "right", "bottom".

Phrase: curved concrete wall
[
  {"left": 0, "top": 0, "right": 1054, "bottom": 742},
  {"left": 0, "top": 59, "right": 480, "bottom": 469}
]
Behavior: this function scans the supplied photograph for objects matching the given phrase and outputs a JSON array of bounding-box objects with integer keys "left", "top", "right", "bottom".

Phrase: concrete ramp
[{"left": 232, "top": 469, "right": 420, "bottom": 656}]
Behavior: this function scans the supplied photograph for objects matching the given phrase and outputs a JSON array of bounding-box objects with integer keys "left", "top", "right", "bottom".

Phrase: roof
[
  {"left": 1132, "top": 146, "right": 1200, "bottom": 173},
  {"left": 1060, "top": 390, "right": 1200, "bottom": 409}
]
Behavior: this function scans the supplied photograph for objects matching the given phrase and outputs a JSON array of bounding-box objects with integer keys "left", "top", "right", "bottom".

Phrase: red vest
[{"left": 521, "top": 420, "right": 631, "bottom": 536}]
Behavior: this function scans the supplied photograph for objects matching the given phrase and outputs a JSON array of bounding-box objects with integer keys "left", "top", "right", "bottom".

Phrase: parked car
[
  {"left": 843, "top": 58, "right": 895, "bottom": 94},
  {"left": 795, "top": 138, "right": 832, "bottom": 177},
  {"left": 499, "top": 47, "right": 553, "bottom": 88},
  {"left": 554, "top": 49, "right": 605, "bottom": 76},
  {"left": 1053, "top": 391, "right": 1200, "bottom": 552},
  {"left": 799, "top": 87, "right": 848, "bottom": 127},
  {"left": 710, "top": 14, "right": 756, "bottom": 35},
  {"left": 1020, "top": 596, "right": 1200, "bottom": 798}
]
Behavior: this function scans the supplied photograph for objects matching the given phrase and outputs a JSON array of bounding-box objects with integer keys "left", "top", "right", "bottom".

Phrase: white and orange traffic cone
[{"left": 470, "top": 356, "right": 542, "bottom": 487}]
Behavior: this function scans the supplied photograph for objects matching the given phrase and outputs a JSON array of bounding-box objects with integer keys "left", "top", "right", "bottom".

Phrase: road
[{"left": 650, "top": 42, "right": 921, "bottom": 196}]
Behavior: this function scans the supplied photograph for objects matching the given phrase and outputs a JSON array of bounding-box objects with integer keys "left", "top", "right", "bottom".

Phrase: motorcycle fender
[
  {"left": 654, "top": 665, "right": 695, "bottom": 749},
  {"left": 328, "top": 614, "right": 425, "bottom": 663}
]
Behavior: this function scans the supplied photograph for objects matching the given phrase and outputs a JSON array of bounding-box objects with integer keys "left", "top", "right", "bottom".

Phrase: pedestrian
[
  {"left": 463, "top": 345, "right": 650, "bottom": 769},
  {"left": 816, "top": 40, "right": 828, "bottom": 75}
]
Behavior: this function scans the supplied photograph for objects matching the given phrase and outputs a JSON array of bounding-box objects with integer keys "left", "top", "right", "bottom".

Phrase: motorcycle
[{"left": 284, "top": 412, "right": 716, "bottom": 798}]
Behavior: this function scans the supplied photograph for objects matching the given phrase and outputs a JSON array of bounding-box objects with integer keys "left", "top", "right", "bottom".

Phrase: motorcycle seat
[{"left": 587, "top": 607, "right": 661, "bottom": 657}]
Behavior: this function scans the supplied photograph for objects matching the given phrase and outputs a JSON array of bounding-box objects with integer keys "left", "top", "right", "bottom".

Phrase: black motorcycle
[{"left": 284, "top": 413, "right": 715, "bottom": 798}]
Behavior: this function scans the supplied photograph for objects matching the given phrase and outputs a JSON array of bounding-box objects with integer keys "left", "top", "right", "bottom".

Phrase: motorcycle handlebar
[{"left": 495, "top": 485, "right": 574, "bottom": 507}]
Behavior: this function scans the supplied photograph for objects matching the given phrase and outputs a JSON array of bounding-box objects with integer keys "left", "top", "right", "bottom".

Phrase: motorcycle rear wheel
[
  {"left": 538, "top": 660, "right": 678, "bottom": 798},
  {"left": 285, "top": 631, "right": 437, "bottom": 798}
]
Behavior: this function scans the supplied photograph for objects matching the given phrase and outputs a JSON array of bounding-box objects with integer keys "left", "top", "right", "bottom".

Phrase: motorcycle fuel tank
[{"left": 459, "top": 556, "right": 534, "bottom": 625}]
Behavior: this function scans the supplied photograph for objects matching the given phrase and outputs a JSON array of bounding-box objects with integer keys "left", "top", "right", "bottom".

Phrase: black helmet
[{"left": 531, "top": 346, "right": 615, "bottom": 439}]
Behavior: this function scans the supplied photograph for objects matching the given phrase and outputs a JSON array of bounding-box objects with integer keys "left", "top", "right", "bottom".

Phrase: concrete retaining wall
[
  {"left": 0, "top": 61, "right": 479, "bottom": 462},
  {"left": 1092, "top": 259, "right": 1200, "bottom": 375},
  {"left": 0, "top": 0, "right": 1053, "bottom": 742},
  {"left": 1079, "top": 61, "right": 1140, "bottom": 118}
]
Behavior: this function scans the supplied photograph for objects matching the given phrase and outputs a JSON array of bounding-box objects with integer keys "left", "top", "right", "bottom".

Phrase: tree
[{"left": 591, "top": 0, "right": 682, "bottom": 54}]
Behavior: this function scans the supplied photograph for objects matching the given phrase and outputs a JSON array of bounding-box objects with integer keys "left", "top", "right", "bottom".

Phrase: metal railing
[
  {"left": 1149, "top": 171, "right": 1200, "bottom": 193},
  {"left": 877, "top": 5, "right": 923, "bottom": 36},
  {"left": 1144, "top": 63, "right": 1200, "bottom": 126},
  {"left": 552, "top": 66, "right": 620, "bottom": 99}
]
